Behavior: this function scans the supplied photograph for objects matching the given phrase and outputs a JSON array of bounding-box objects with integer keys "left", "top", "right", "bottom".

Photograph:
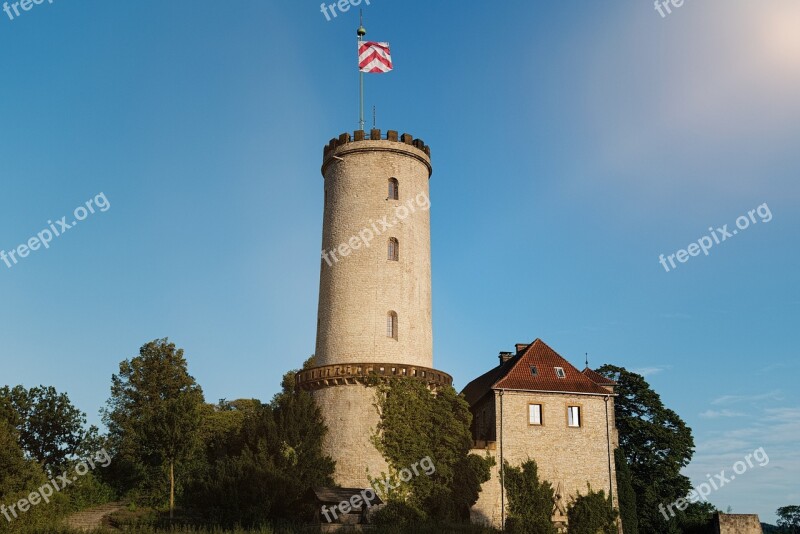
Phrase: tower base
[{"left": 297, "top": 363, "right": 452, "bottom": 487}]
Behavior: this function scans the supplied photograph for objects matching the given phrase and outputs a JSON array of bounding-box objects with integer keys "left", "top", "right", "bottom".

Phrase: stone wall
[
  {"left": 316, "top": 134, "right": 433, "bottom": 369},
  {"left": 715, "top": 513, "right": 763, "bottom": 534},
  {"left": 313, "top": 133, "right": 439, "bottom": 488},
  {"left": 471, "top": 390, "right": 620, "bottom": 530},
  {"left": 313, "top": 384, "right": 389, "bottom": 488}
]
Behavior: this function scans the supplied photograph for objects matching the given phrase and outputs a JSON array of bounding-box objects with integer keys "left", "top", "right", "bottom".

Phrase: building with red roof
[{"left": 463, "top": 339, "right": 621, "bottom": 532}]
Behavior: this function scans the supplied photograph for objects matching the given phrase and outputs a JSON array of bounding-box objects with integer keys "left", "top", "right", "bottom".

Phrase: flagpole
[{"left": 358, "top": 13, "right": 366, "bottom": 132}]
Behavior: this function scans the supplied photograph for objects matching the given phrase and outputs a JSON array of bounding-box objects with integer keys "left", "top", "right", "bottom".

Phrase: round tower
[{"left": 297, "top": 129, "right": 452, "bottom": 488}]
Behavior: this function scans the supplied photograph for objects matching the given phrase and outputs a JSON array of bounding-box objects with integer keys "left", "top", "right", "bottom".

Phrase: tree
[
  {"left": 567, "top": 486, "right": 618, "bottom": 534},
  {"left": 673, "top": 501, "right": 716, "bottom": 534},
  {"left": 0, "top": 385, "right": 96, "bottom": 471},
  {"left": 0, "top": 420, "right": 74, "bottom": 531},
  {"left": 503, "top": 459, "right": 558, "bottom": 534},
  {"left": 267, "top": 362, "right": 337, "bottom": 519},
  {"left": 370, "top": 378, "right": 493, "bottom": 523},
  {"left": 102, "top": 339, "right": 204, "bottom": 518},
  {"left": 184, "top": 357, "right": 335, "bottom": 526},
  {"left": 0, "top": 420, "right": 43, "bottom": 498},
  {"left": 777, "top": 506, "right": 800, "bottom": 533},
  {"left": 614, "top": 447, "right": 639, "bottom": 534},
  {"left": 597, "top": 365, "right": 695, "bottom": 533}
]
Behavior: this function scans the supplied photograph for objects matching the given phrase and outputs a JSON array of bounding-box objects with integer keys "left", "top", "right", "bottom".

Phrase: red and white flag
[{"left": 358, "top": 41, "right": 393, "bottom": 73}]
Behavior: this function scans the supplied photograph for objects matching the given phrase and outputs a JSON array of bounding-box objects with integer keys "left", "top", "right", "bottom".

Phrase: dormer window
[{"left": 555, "top": 367, "right": 566, "bottom": 378}]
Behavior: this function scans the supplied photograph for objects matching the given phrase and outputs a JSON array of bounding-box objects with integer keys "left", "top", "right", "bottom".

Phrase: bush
[
  {"left": 370, "top": 378, "right": 493, "bottom": 523},
  {"left": 567, "top": 487, "right": 618, "bottom": 534},
  {"left": 503, "top": 459, "right": 558, "bottom": 534},
  {"left": 372, "top": 501, "right": 428, "bottom": 527}
]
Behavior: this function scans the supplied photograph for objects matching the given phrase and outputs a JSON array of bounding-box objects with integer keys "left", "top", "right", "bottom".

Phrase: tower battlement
[{"left": 323, "top": 130, "right": 431, "bottom": 170}]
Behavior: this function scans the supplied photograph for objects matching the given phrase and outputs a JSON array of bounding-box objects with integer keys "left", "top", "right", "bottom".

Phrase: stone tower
[{"left": 296, "top": 129, "right": 452, "bottom": 488}]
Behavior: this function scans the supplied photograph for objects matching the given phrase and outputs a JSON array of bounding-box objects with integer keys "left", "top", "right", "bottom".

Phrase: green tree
[
  {"left": 370, "top": 378, "right": 493, "bottom": 523},
  {"left": 0, "top": 420, "right": 43, "bottom": 498},
  {"left": 672, "top": 501, "right": 716, "bottom": 534},
  {"left": 185, "top": 357, "right": 335, "bottom": 526},
  {"left": 777, "top": 505, "right": 800, "bottom": 533},
  {"left": 0, "top": 420, "right": 73, "bottom": 532},
  {"left": 503, "top": 459, "right": 558, "bottom": 534},
  {"left": 267, "top": 362, "right": 336, "bottom": 519},
  {"left": 102, "top": 338, "right": 204, "bottom": 518},
  {"left": 0, "top": 385, "right": 97, "bottom": 471},
  {"left": 567, "top": 486, "right": 618, "bottom": 534},
  {"left": 597, "top": 365, "right": 694, "bottom": 533},
  {"left": 614, "top": 447, "right": 639, "bottom": 534}
]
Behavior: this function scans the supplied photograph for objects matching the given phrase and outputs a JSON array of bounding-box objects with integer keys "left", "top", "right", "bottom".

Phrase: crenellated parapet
[
  {"left": 324, "top": 130, "right": 430, "bottom": 158},
  {"left": 322, "top": 130, "right": 432, "bottom": 176},
  {"left": 296, "top": 362, "right": 452, "bottom": 391}
]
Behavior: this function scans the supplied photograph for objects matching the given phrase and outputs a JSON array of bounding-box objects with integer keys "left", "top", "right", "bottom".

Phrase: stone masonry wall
[
  {"left": 316, "top": 136, "right": 433, "bottom": 369},
  {"left": 471, "top": 390, "right": 620, "bottom": 530},
  {"left": 715, "top": 513, "right": 763, "bottom": 534},
  {"left": 314, "top": 134, "right": 435, "bottom": 488},
  {"left": 313, "top": 383, "right": 389, "bottom": 488}
]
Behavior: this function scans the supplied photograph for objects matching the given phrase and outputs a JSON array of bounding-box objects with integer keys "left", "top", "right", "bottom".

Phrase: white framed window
[
  {"left": 528, "top": 404, "right": 542, "bottom": 426},
  {"left": 567, "top": 405, "right": 581, "bottom": 427},
  {"left": 555, "top": 367, "right": 566, "bottom": 378}
]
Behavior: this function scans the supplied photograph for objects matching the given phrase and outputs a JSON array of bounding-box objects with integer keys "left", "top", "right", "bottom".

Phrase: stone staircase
[{"left": 64, "top": 501, "right": 126, "bottom": 532}]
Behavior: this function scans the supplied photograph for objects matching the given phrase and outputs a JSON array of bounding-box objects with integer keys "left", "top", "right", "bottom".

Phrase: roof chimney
[
  {"left": 499, "top": 352, "right": 513, "bottom": 365},
  {"left": 515, "top": 343, "right": 529, "bottom": 355}
]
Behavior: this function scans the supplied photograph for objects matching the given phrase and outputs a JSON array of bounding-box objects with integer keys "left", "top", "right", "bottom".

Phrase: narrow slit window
[
  {"left": 388, "top": 238, "right": 399, "bottom": 261},
  {"left": 387, "top": 311, "right": 398, "bottom": 340},
  {"left": 388, "top": 178, "right": 399, "bottom": 200}
]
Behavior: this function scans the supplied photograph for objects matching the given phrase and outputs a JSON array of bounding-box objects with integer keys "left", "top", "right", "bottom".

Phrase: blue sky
[{"left": 1, "top": 0, "right": 798, "bottom": 523}]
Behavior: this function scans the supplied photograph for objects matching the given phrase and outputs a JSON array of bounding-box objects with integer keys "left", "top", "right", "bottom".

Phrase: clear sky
[{"left": 1, "top": 0, "right": 798, "bottom": 524}]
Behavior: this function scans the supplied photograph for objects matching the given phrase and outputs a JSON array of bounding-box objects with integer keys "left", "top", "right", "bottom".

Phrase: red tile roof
[
  {"left": 581, "top": 367, "right": 618, "bottom": 386},
  {"left": 461, "top": 339, "right": 614, "bottom": 406}
]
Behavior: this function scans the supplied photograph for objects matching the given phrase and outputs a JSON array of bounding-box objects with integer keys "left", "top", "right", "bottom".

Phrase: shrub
[
  {"left": 567, "top": 487, "right": 618, "bottom": 534},
  {"left": 503, "top": 459, "right": 557, "bottom": 534}
]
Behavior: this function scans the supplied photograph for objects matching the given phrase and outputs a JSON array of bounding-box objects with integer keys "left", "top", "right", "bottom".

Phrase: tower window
[
  {"left": 388, "top": 238, "right": 399, "bottom": 261},
  {"left": 388, "top": 178, "right": 399, "bottom": 200},
  {"left": 387, "top": 311, "right": 398, "bottom": 340}
]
